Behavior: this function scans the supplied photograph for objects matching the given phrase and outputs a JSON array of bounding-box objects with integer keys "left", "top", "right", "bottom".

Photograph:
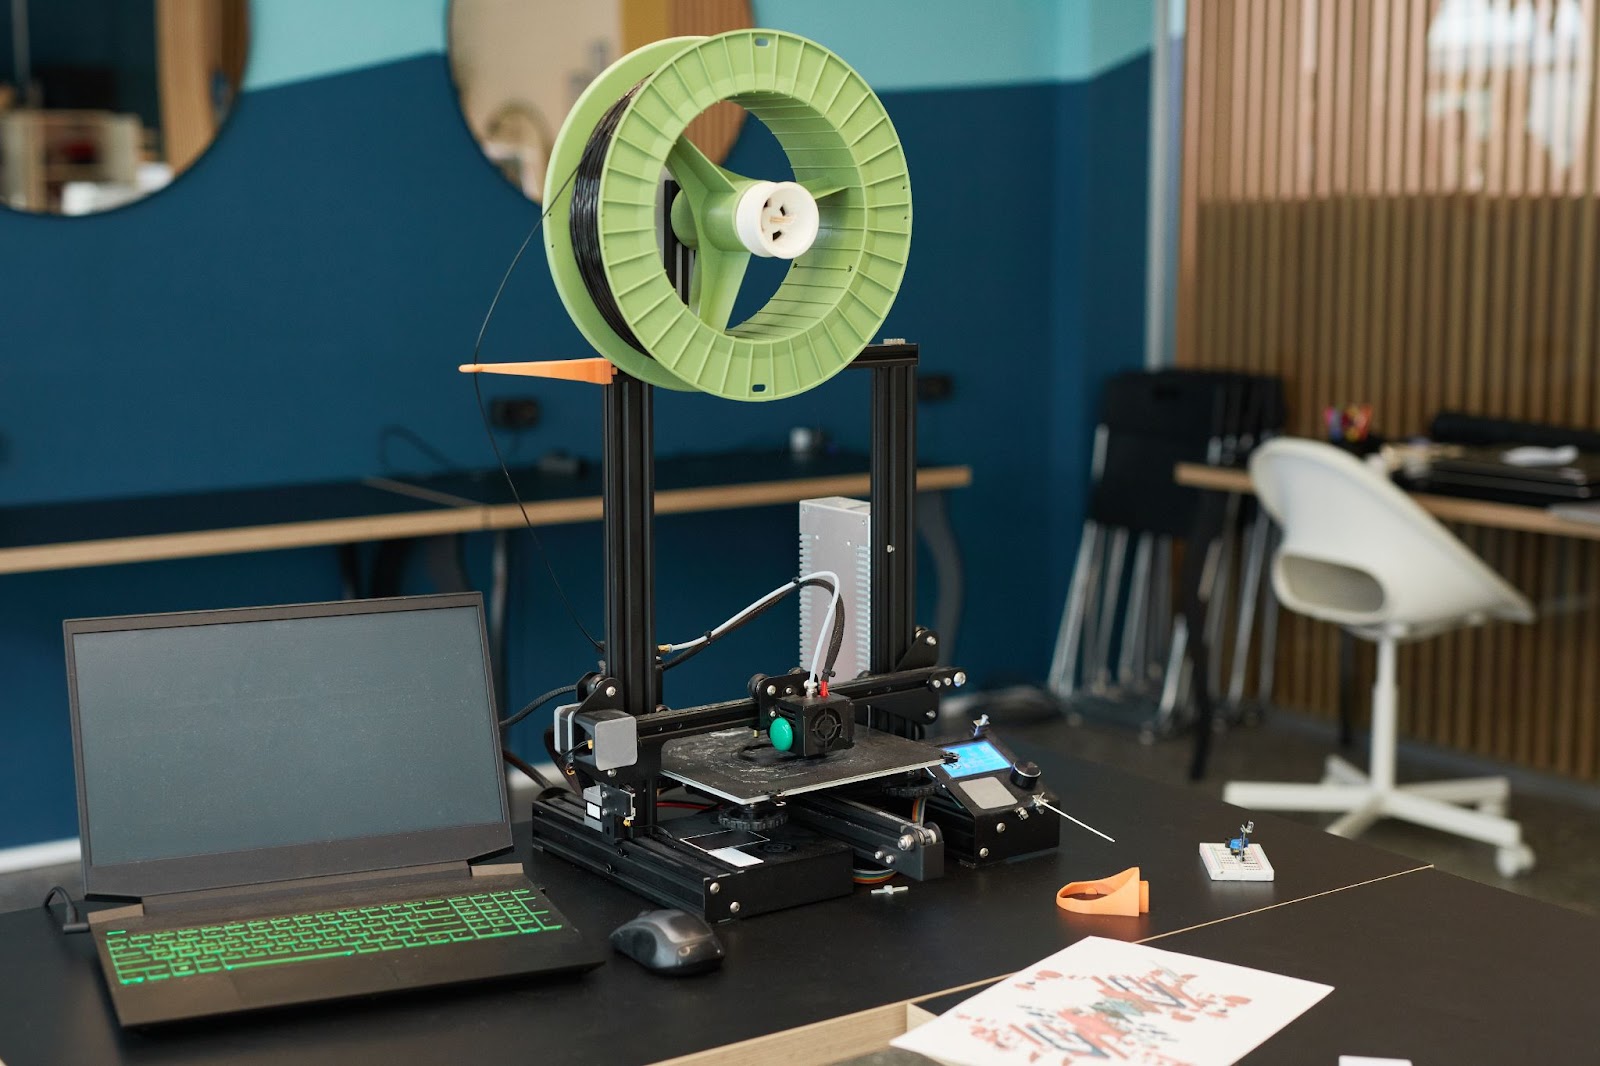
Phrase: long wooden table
[
  {"left": 1175, "top": 458, "right": 1600, "bottom": 780},
  {"left": 0, "top": 452, "right": 973, "bottom": 711},
  {"left": 1175, "top": 460, "right": 1600, "bottom": 540},
  {"left": 0, "top": 453, "right": 972, "bottom": 576}
]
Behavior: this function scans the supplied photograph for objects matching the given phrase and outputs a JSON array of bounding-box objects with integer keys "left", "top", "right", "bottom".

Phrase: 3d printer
[{"left": 462, "top": 30, "right": 1062, "bottom": 920}]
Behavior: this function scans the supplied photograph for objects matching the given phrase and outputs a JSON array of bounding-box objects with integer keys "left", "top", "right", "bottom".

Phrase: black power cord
[
  {"left": 377, "top": 424, "right": 459, "bottom": 474},
  {"left": 42, "top": 885, "right": 88, "bottom": 934},
  {"left": 662, "top": 576, "right": 846, "bottom": 681},
  {"left": 499, "top": 683, "right": 579, "bottom": 795},
  {"left": 499, "top": 682, "right": 578, "bottom": 730},
  {"left": 501, "top": 747, "right": 561, "bottom": 795}
]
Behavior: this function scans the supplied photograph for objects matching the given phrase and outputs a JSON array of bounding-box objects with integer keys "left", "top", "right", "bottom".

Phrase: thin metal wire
[
  {"left": 465, "top": 161, "right": 602, "bottom": 652},
  {"left": 1038, "top": 799, "right": 1116, "bottom": 844}
]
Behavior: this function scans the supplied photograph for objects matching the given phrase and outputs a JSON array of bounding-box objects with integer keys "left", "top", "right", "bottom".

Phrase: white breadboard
[{"left": 1200, "top": 842, "right": 1275, "bottom": 881}]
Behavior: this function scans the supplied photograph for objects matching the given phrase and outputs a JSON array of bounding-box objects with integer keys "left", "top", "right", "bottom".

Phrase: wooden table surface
[
  {"left": 0, "top": 453, "right": 972, "bottom": 576},
  {"left": 1175, "top": 460, "right": 1600, "bottom": 540}
]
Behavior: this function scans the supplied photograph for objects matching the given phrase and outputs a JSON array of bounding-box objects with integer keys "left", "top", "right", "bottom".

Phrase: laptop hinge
[
  {"left": 470, "top": 862, "right": 523, "bottom": 878},
  {"left": 89, "top": 903, "right": 146, "bottom": 928},
  {"left": 140, "top": 861, "right": 473, "bottom": 917}
]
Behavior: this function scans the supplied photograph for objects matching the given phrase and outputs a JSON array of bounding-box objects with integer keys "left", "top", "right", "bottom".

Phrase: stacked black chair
[{"left": 1049, "top": 369, "right": 1285, "bottom": 744}]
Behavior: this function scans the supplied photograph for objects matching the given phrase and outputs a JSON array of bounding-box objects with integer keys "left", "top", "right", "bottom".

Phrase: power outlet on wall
[
  {"left": 489, "top": 397, "right": 542, "bottom": 430},
  {"left": 917, "top": 373, "right": 955, "bottom": 403}
]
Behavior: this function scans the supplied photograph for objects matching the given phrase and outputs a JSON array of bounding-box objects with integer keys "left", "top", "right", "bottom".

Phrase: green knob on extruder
[{"left": 768, "top": 717, "right": 794, "bottom": 752}]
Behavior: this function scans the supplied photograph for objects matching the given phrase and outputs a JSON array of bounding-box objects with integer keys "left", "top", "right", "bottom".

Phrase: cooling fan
[{"left": 463, "top": 29, "right": 912, "bottom": 400}]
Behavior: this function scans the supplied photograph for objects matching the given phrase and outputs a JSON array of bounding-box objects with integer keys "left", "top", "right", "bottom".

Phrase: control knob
[{"left": 1010, "top": 760, "right": 1042, "bottom": 792}]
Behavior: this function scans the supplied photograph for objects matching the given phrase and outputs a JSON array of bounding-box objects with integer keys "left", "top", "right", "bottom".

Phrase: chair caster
[
  {"left": 1495, "top": 844, "right": 1535, "bottom": 878},
  {"left": 1138, "top": 726, "right": 1155, "bottom": 746}
]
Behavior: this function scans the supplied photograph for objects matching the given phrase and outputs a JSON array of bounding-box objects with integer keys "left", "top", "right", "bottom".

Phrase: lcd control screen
[{"left": 941, "top": 740, "right": 1011, "bottom": 779}]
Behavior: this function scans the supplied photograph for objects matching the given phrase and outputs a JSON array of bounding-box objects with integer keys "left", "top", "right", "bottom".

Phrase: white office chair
[{"left": 1222, "top": 438, "right": 1537, "bottom": 876}]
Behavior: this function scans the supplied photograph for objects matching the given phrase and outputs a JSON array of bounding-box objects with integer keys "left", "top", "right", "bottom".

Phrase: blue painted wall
[
  {"left": 1048, "top": 52, "right": 1155, "bottom": 605},
  {"left": 0, "top": 3, "right": 1150, "bottom": 848}
]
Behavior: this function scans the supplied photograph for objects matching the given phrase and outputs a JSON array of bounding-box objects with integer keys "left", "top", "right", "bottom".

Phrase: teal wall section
[
  {"left": 244, "top": 0, "right": 445, "bottom": 90},
  {"left": 1057, "top": 0, "right": 1160, "bottom": 83},
  {"left": 755, "top": 0, "right": 1059, "bottom": 89},
  {"left": 0, "top": 3, "right": 1150, "bottom": 848},
  {"left": 245, "top": 0, "right": 1152, "bottom": 92}
]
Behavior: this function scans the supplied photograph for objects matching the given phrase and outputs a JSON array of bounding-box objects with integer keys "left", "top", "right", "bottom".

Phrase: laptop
[
  {"left": 1418, "top": 445, "right": 1600, "bottom": 501},
  {"left": 65, "top": 593, "right": 603, "bottom": 1027}
]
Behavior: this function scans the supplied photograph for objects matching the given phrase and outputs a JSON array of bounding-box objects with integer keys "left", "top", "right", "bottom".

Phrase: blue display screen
[{"left": 941, "top": 740, "right": 1010, "bottom": 779}]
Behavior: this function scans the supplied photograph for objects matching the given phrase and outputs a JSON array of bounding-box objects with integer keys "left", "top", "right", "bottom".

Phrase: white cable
[
  {"left": 805, "top": 570, "right": 841, "bottom": 691},
  {"left": 660, "top": 571, "right": 843, "bottom": 691},
  {"left": 661, "top": 580, "right": 796, "bottom": 653}
]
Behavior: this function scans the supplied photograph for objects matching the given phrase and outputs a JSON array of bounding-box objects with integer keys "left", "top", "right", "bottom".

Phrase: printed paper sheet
[{"left": 891, "top": 936, "right": 1332, "bottom": 1066}]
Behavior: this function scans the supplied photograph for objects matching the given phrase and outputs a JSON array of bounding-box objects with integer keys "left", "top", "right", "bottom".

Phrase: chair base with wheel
[{"left": 1223, "top": 633, "right": 1535, "bottom": 877}]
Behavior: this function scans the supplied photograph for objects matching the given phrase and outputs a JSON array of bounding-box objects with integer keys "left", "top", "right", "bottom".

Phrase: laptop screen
[{"left": 68, "top": 596, "right": 511, "bottom": 896}]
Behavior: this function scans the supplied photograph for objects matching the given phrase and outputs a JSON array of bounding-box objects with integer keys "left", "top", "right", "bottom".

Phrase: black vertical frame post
[
  {"left": 591, "top": 179, "right": 690, "bottom": 831},
  {"left": 602, "top": 372, "right": 657, "bottom": 722},
  {"left": 870, "top": 361, "right": 918, "bottom": 677}
]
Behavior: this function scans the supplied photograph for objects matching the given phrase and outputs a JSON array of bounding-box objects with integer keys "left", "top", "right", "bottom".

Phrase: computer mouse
[{"left": 609, "top": 908, "right": 725, "bottom": 976}]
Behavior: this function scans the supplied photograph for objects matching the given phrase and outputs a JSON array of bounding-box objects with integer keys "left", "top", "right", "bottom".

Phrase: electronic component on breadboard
[{"left": 1199, "top": 841, "right": 1275, "bottom": 881}]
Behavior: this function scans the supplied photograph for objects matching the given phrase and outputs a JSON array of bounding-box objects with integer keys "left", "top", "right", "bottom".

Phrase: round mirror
[
  {"left": 0, "top": 0, "right": 249, "bottom": 216},
  {"left": 448, "top": 0, "right": 751, "bottom": 203}
]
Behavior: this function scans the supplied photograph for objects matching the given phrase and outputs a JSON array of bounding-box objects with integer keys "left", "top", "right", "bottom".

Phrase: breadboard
[{"left": 1199, "top": 842, "right": 1275, "bottom": 881}]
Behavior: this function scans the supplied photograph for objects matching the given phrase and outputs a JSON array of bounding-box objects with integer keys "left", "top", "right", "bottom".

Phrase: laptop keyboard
[{"left": 103, "top": 888, "right": 562, "bottom": 986}]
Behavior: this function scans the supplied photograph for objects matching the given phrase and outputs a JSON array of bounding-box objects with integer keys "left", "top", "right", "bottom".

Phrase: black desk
[
  {"left": 1150, "top": 867, "right": 1600, "bottom": 1063},
  {"left": 903, "top": 865, "right": 1600, "bottom": 1064},
  {"left": 0, "top": 741, "right": 1425, "bottom": 1066}
]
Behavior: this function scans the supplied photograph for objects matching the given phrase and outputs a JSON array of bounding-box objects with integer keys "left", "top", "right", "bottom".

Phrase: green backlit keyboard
[{"left": 103, "top": 888, "right": 563, "bottom": 986}]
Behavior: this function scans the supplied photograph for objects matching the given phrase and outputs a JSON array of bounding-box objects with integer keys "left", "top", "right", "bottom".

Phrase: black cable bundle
[
  {"left": 810, "top": 577, "right": 847, "bottom": 681},
  {"left": 662, "top": 576, "right": 847, "bottom": 683},
  {"left": 570, "top": 82, "right": 648, "bottom": 354}
]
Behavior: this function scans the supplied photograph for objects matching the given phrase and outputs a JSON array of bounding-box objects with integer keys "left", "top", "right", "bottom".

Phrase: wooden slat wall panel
[
  {"left": 1178, "top": 0, "right": 1600, "bottom": 780},
  {"left": 622, "top": 0, "right": 752, "bottom": 162}
]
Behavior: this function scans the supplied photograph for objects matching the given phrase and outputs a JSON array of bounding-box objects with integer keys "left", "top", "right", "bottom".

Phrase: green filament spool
[{"left": 544, "top": 30, "right": 912, "bottom": 401}]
